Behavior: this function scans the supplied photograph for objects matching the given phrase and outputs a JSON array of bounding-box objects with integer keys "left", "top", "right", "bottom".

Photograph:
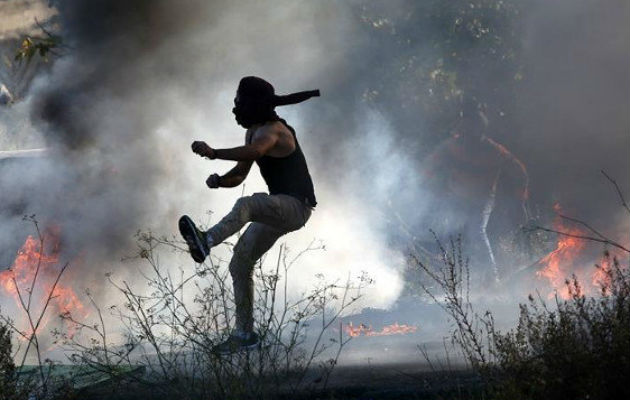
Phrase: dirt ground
[
  {"left": 284, "top": 361, "right": 480, "bottom": 400},
  {"left": 80, "top": 361, "right": 480, "bottom": 400}
]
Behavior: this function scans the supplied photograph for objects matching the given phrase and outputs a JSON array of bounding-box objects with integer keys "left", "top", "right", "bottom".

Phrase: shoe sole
[{"left": 178, "top": 215, "right": 207, "bottom": 263}]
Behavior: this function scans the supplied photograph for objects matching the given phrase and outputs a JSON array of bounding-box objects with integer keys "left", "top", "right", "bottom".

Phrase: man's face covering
[
  {"left": 231, "top": 76, "right": 321, "bottom": 128},
  {"left": 232, "top": 94, "right": 274, "bottom": 128}
]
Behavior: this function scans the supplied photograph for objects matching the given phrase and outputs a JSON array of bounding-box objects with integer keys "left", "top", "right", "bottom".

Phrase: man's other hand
[
  {"left": 206, "top": 173, "right": 221, "bottom": 189},
  {"left": 192, "top": 141, "right": 216, "bottom": 159}
]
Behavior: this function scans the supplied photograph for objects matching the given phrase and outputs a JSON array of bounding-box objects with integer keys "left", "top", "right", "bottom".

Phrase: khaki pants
[{"left": 207, "top": 193, "right": 312, "bottom": 333}]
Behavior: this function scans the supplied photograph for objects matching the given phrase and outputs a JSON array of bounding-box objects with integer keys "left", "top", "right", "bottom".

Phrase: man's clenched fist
[
  {"left": 192, "top": 141, "right": 216, "bottom": 159},
  {"left": 206, "top": 173, "right": 221, "bottom": 189}
]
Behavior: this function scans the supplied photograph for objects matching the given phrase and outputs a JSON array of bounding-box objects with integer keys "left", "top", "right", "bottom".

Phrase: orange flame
[
  {"left": 0, "top": 234, "right": 59, "bottom": 295},
  {"left": 536, "top": 210, "right": 586, "bottom": 299},
  {"left": 536, "top": 203, "right": 627, "bottom": 299},
  {"left": 591, "top": 254, "right": 615, "bottom": 294},
  {"left": 344, "top": 322, "right": 418, "bottom": 337},
  {"left": 0, "top": 228, "right": 86, "bottom": 340}
]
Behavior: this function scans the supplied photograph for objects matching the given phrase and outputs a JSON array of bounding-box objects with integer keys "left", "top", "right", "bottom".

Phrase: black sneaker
[
  {"left": 178, "top": 215, "right": 209, "bottom": 263},
  {"left": 212, "top": 332, "right": 259, "bottom": 355}
]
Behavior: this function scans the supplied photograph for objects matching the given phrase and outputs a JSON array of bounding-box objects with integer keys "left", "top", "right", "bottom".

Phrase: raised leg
[{"left": 207, "top": 193, "right": 307, "bottom": 245}]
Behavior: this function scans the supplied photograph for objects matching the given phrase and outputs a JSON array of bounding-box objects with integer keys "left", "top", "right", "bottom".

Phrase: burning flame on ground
[
  {"left": 0, "top": 228, "right": 86, "bottom": 339},
  {"left": 344, "top": 322, "right": 418, "bottom": 337},
  {"left": 536, "top": 203, "right": 622, "bottom": 299},
  {"left": 591, "top": 255, "right": 614, "bottom": 294},
  {"left": 536, "top": 205, "right": 586, "bottom": 299}
]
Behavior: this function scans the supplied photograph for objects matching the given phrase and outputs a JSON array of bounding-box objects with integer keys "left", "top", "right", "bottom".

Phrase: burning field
[
  {"left": 533, "top": 203, "right": 628, "bottom": 299},
  {"left": 343, "top": 321, "right": 417, "bottom": 338},
  {"left": 0, "top": 222, "right": 88, "bottom": 355}
]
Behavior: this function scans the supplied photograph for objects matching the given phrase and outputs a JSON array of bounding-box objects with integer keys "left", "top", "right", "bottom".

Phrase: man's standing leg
[
  {"left": 209, "top": 222, "right": 285, "bottom": 354},
  {"left": 229, "top": 222, "right": 285, "bottom": 334}
]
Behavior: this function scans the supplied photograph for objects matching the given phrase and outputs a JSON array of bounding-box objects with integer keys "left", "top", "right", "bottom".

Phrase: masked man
[{"left": 179, "top": 76, "right": 318, "bottom": 354}]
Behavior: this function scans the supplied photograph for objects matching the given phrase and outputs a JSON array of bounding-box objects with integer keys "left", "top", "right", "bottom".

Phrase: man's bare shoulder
[
  {"left": 249, "top": 121, "right": 295, "bottom": 157},
  {"left": 251, "top": 121, "right": 288, "bottom": 139}
]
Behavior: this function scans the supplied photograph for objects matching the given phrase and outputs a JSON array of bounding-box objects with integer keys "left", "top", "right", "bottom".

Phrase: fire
[
  {"left": 344, "top": 322, "right": 418, "bottom": 337},
  {"left": 536, "top": 206, "right": 586, "bottom": 299},
  {"left": 0, "top": 234, "right": 59, "bottom": 295},
  {"left": 536, "top": 203, "right": 626, "bottom": 299},
  {"left": 591, "top": 253, "right": 617, "bottom": 294},
  {"left": 0, "top": 227, "right": 86, "bottom": 339}
]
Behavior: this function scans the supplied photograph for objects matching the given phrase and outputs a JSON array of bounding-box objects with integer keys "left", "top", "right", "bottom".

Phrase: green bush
[
  {"left": 0, "top": 319, "right": 16, "bottom": 400},
  {"left": 0, "top": 318, "right": 25, "bottom": 400}
]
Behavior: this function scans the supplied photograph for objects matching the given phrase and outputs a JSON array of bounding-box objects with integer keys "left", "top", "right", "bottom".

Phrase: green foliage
[
  {"left": 13, "top": 20, "right": 63, "bottom": 64},
  {"left": 0, "top": 319, "right": 20, "bottom": 400},
  {"left": 14, "top": 35, "right": 62, "bottom": 64}
]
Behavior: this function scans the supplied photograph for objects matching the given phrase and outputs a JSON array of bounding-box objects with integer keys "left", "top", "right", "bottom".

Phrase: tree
[{"left": 0, "top": 319, "right": 19, "bottom": 400}]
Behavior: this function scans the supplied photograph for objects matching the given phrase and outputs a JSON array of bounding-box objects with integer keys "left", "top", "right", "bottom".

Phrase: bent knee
[
  {"left": 229, "top": 255, "right": 255, "bottom": 277},
  {"left": 233, "top": 196, "right": 251, "bottom": 211},
  {"left": 232, "top": 195, "right": 256, "bottom": 220},
  {"left": 229, "top": 242, "right": 255, "bottom": 272}
]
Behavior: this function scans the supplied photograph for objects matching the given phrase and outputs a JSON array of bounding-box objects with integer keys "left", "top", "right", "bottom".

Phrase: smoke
[
  {"left": 1, "top": 0, "right": 628, "bottom": 324},
  {"left": 0, "top": 0, "right": 56, "bottom": 41},
  {"left": 517, "top": 0, "right": 630, "bottom": 233},
  {"left": 1, "top": 0, "right": 404, "bottom": 309}
]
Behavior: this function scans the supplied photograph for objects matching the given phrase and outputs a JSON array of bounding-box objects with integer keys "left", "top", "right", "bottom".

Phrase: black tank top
[{"left": 250, "top": 119, "right": 317, "bottom": 207}]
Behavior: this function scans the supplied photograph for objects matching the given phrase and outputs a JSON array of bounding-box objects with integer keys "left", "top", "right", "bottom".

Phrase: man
[{"left": 179, "top": 76, "right": 319, "bottom": 354}]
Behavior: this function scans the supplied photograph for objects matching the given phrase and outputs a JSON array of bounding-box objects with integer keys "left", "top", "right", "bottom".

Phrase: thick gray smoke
[
  {"left": 0, "top": 0, "right": 628, "bottom": 325},
  {"left": 517, "top": 0, "right": 630, "bottom": 232}
]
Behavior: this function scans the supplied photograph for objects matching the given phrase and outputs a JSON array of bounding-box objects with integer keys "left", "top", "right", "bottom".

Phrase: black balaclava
[{"left": 232, "top": 76, "right": 320, "bottom": 128}]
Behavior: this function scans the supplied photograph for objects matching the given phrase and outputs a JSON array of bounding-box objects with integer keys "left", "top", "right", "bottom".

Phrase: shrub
[
  {"left": 55, "top": 231, "right": 369, "bottom": 399},
  {"left": 414, "top": 238, "right": 630, "bottom": 400},
  {"left": 0, "top": 318, "right": 19, "bottom": 400},
  {"left": 488, "top": 252, "right": 629, "bottom": 399}
]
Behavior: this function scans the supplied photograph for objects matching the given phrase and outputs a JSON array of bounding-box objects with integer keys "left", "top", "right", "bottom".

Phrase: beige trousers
[{"left": 206, "top": 192, "right": 312, "bottom": 333}]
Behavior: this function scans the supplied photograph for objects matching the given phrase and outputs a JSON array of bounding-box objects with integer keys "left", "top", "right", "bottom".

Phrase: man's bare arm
[
  {"left": 192, "top": 125, "right": 280, "bottom": 162},
  {"left": 214, "top": 128, "right": 278, "bottom": 161},
  {"left": 218, "top": 161, "right": 253, "bottom": 187}
]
